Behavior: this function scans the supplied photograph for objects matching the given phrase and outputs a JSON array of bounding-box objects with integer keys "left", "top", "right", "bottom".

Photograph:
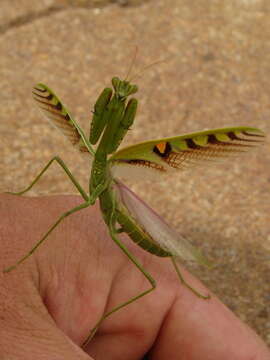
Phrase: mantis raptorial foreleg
[
  {"left": 7, "top": 156, "right": 89, "bottom": 201},
  {"left": 171, "top": 257, "right": 210, "bottom": 299}
]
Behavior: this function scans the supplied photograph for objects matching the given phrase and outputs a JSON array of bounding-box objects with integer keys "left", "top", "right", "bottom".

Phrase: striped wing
[
  {"left": 32, "top": 84, "right": 92, "bottom": 155},
  {"left": 110, "top": 127, "right": 265, "bottom": 180}
]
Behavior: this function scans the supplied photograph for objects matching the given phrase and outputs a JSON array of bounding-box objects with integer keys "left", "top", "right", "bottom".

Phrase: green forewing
[{"left": 110, "top": 127, "right": 265, "bottom": 179}]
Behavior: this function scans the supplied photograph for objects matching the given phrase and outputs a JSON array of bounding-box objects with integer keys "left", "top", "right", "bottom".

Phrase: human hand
[{"left": 0, "top": 194, "right": 269, "bottom": 359}]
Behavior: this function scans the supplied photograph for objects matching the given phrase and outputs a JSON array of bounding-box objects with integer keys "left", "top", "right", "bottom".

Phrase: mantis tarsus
[{"left": 3, "top": 76, "right": 265, "bottom": 346}]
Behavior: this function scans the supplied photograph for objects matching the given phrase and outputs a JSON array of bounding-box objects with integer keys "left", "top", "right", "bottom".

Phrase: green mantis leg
[
  {"left": 3, "top": 170, "right": 111, "bottom": 273},
  {"left": 7, "top": 156, "right": 88, "bottom": 201},
  {"left": 83, "top": 213, "right": 156, "bottom": 347},
  {"left": 171, "top": 256, "right": 210, "bottom": 300},
  {"left": 3, "top": 200, "right": 92, "bottom": 273}
]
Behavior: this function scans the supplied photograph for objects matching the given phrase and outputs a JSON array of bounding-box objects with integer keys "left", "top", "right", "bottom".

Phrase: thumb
[
  {"left": 0, "top": 269, "right": 92, "bottom": 360},
  {"left": 0, "top": 194, "right": 93, "bottom": 360}
]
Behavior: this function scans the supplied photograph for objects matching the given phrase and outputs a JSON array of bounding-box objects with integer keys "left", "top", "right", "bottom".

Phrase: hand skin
[{"left": 0, "top": 194, "right": 269, "bottom": 360}]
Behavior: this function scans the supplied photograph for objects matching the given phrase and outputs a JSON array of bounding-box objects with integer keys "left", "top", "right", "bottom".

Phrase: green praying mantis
[{"left": 3, "top": 74, "right": 265, "bottom": 346}]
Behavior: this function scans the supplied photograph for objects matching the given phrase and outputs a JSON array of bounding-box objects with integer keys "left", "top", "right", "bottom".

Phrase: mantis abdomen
[{"left": 99, "top": 186, "right": 171, "bottom": 257}]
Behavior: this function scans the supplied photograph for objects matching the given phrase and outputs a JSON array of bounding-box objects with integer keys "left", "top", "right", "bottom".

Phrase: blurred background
[{"left": 0, "top": 0, "right": 269, "bottom": 345}]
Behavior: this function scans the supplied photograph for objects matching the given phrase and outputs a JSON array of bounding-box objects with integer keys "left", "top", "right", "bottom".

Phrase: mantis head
[{"left": 112, "top": 77, "right": 138, "bottom": 101}]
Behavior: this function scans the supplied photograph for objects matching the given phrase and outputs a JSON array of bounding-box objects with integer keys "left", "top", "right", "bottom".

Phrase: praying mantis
[{"left": 3, "top": 75, "right": 265, "bottom": 346}]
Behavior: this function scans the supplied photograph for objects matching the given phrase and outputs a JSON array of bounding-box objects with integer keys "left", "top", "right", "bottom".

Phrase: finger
[{"left": 147, "top": 267, "right": 270, "bottom": 360}]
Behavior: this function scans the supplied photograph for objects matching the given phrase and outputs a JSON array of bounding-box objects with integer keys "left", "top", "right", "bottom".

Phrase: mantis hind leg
[
  {"left": 7, "top": 156, "right": 88, "bottom": 201},
  {"left": 171, "top": 256, "right": 210, "bottom": 300},
  {"left": 82, "top": 213, "right": 156, "bottom": 347}
]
